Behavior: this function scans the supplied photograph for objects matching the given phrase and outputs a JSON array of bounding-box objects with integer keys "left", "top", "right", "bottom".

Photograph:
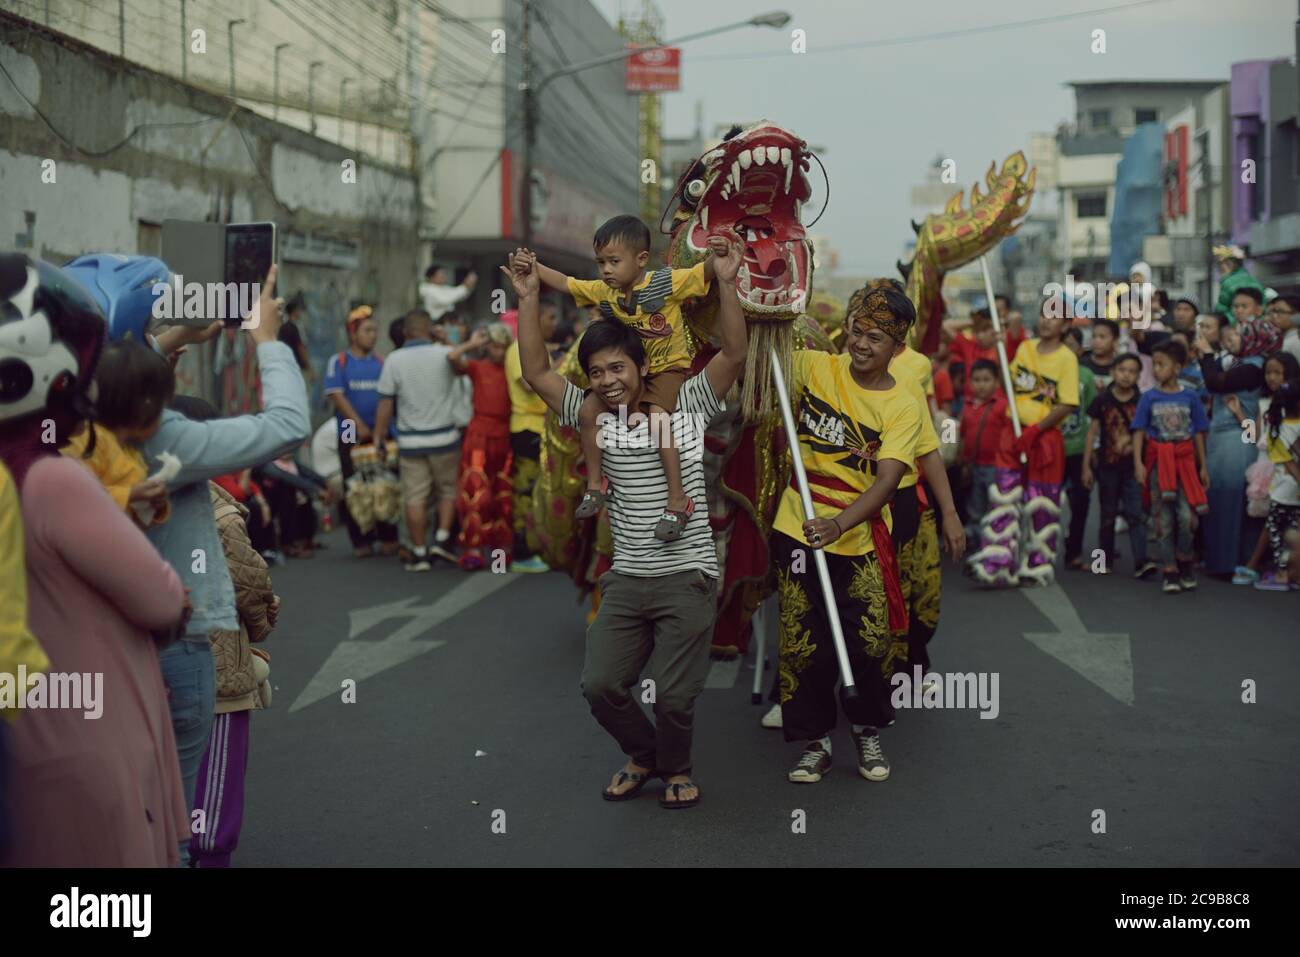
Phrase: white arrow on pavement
[
  {"left": 290, "top": 574, "right": 521, "bottom": 713},
  {"left": 1020, "top": 584, "right": 1134, "bottom": 706}
]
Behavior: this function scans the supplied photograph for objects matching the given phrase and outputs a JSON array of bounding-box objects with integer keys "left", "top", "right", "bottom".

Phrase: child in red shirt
[
  {"left": 949, "top": 309, "right": 1022, "bottom": 398},
  {"left": 448, "top": 323, "right": 515, "bottom": 570},
  {"left": 958, "top": 359, "right": 1008, "bottom": 538}
]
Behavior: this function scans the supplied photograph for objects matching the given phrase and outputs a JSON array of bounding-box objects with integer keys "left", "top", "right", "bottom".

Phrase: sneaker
[
  {"left": 788, "top": 742, "right": 831, "bottom": 783},
  {"left": 760, "top": 704, "right": 783, "bottom": 729},
  {"left": 405, "top": 548, "right": 432, "bottom": 572},
  {"left": 1232, "top": 565, "right": 1261, "bottom": 586},
  {"left": 1178, "top": 562, "right": 1197, "bottom": 591},
  {"left": 428, "top": 543, "right": 457, "bottom": 564},
  {"left": 851, "top": 728, "right": 891, "bottom": 782},
  {"left": 512, "top": 555, "right": 550, "bottom": 574},
  {"left": 1162, "top": 572, "right": 1182, "bottom": 594},
  {"left": 1133, "top": 560, "right": 1159, "bottom": 581},
  {"left": 1253, "top": 573, "right": 1290, "bottom": 592}
]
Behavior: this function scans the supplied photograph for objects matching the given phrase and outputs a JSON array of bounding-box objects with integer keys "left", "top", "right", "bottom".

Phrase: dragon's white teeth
[
  {"left": 699, "top": 205, "right": 708, "bottom": 230},
  {"left": 781, "top": 147, "right": 791, "bottom": 166},
  {"left": 731, "top": 161, "right": 741, "bottom": 189},
  {"left": 752, "top": 147, "right": 766, "bottom": 167},
  {"left": 739, "top": 151, "right": 752, "bottom": 171},
  {"left": 784, "top": 158, "right": 793, "bottom": 194},
  {"left": 766, "top": 146, "right": 780, "bottom": 164},
  {"left": 747, "top": 228, "right": 758, "bottom": 242}
]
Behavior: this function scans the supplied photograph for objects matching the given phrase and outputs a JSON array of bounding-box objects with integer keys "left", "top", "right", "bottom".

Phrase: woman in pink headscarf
[{"left": 0, "top": 254, "right": 189, "bottom": 867}]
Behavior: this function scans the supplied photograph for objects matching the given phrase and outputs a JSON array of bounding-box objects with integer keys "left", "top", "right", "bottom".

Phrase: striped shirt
[
  {"left": 560, "top": 373, "right": 724, "bottom": 578},
  {"left": 376, "top": 340, "right": 462, "bottom": 455}
]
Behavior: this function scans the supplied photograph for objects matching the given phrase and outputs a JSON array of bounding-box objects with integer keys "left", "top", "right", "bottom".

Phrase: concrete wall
[{"left": 0, "top": 11, "right": 420, "bottom": 416}]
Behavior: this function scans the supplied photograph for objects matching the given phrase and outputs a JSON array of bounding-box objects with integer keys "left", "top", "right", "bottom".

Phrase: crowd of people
[
  {"left": 955, "top": 247, "right": 1300, "bottom": 594},
  {"left": 2, "top": 219, "right": 1299, "bottom": 861}
]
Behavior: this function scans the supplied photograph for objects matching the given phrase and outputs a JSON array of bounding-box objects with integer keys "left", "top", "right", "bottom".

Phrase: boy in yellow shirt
[
  {"left": 969, "top": 296, "right": 1080, "bottom": 587},
  {"left": 531, "top": 215, "right": 719, "bottom": 541},
  {"left": 773, "top": 283, "right": 923, "bottom": 785}
]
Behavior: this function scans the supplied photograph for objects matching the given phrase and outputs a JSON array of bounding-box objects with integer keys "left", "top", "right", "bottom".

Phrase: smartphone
[{"left": 223, "top": 222, "right": 277, "bottom": 326}]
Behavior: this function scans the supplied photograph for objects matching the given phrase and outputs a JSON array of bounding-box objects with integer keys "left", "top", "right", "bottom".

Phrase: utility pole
[
  {"left": 273, "top": 43, "right": 290, "bottom": 121},
  {"left": 309, "top": 61, "right": 324, "bottom": 135},
  {"left": 181, "top": 0, "right": 188, "bottom": 81},
  {"left": 521, "top": 0, "right": 534, "bottom": 246},
  {"left": 227, "top": 19, "right": 245, "bottom": 100},
  {"left": 619, "top": 2, "right": 666, "bottom": 245},
  {"left": 118, "top": 0, "right": 125, "bottom": 57},
  {"left": 341, "top": 77, "right": 352, "bottom": 145}
]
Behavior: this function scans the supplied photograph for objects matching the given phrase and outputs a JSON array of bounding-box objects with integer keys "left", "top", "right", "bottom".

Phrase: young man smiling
[{"left": 505, "top": 232, "right": 744, "bottom": 809}]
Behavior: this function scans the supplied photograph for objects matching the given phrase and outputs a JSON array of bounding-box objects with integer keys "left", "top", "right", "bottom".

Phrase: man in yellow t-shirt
[
  {"left": 531, "top": 215, "right": 719, "bottom": 542},
  {"left": 969, "top": 297, "right": 1080, "bottom": 588},
  {"left": 504, "top": 302, "right": 558, "bottom": 573},
  {"left": 1, "top": 461, "right": 50, "bottom": 855},
  {"left": 773, "top": 282, "right": 923, "bottom": 787}
]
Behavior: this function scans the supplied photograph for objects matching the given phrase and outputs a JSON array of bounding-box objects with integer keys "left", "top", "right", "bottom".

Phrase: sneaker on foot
[
  {"left": 512, "top": 555, "right": 550, "bottom": 574},
  {"left": 788, "top": 742, "right": 831, "bottom": 783},
  {"left": 405, "top": 548, "right": 432, "bottom": 572},
  {"left": 1178, "top": 562, "right": 1198, "bottom": 591},
  {"left": 1133, "top": 560, "right": 1159, "bottom": 580},
  {"left": 1253, "top": 572, "right": 1289, "bottom": 592},
  {"left": 1162, "top": 572, "right": 1182, "bottom": 594},
  {"left": 428, "top": 543, "right": 457, "bottom": 564},
  {"left": 851, "top": 729, "right": 891, "bottom": 782},
  {"left": 760, "top": 704, "right": 783, "bottom": 729}
]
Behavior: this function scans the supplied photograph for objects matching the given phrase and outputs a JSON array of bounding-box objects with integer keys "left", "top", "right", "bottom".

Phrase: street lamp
[
  {"left": 227, "top": 19, "right": 245, "bottom": 100},
  {"left": 273, "top": 42, "right": 290, "bottom": 120},
  {"left": 308, "top": 61, "right": 324, "bottom": 136},
  {"left": 520, "top": 10, "right": 790, "bottom": 246}
]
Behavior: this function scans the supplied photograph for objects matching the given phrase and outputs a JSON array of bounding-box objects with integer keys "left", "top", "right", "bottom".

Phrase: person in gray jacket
[{"left": 135, "top": 265, "right": 310, "bottom": 862}]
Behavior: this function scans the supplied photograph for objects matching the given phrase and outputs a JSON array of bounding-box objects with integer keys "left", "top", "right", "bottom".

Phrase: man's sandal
[
  {"left": 654, "top": 497, "right": 695, "bottom": 542},
  {"left": 575, "top": 476, "right": 611, "bottom": 519},
  {"left": 601, "top": 767, "right": 652, "bottom": 802},
  {"left": 659, "top": 775, "right": 701, "bottom": 810}
]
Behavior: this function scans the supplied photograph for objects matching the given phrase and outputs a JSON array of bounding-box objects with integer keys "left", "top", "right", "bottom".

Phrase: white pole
[
  {"left": 750, "top": 601, "right": 766, "bottom": 704},
  {"left": 769, "top": 347, "right": 857, "bottom": 693},
  {"left": 979, "top": 256, "right": 1026, "bottom": 464}
]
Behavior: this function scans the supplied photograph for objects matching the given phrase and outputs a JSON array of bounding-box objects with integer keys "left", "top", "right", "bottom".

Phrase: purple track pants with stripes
[{"left": 188, "top": 710, "right": 251, "bottom": 868}]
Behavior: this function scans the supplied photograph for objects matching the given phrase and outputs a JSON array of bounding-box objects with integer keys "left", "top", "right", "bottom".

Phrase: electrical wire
[{"left": 691, "top": 0, "right": 1182, "bottom": 62}]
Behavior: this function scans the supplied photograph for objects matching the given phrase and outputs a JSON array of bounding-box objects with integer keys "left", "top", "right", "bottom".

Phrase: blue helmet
[{"left": 62, "top": 254, "right": 172, "bottom": 343}]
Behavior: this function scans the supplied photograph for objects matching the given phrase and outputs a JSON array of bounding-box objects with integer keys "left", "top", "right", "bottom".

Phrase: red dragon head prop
[{"left": 667, "top": 120, "right": 817, "bottom": 422}]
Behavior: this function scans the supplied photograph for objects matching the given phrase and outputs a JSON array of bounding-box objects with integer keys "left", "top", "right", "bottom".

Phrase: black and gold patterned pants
[
  {"left": 893, "top": 488, "right": 942, "bottom": 675},
  {"left": 510, "top": 430, "right": 542, "bottom": 558},
  {"left": 772, "top": 530, "right": 896, "bottom": 741}
]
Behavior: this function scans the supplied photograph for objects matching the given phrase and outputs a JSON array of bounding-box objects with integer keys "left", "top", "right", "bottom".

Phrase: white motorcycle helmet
[{"left": 0, "top": 252, "right": 106, "bottom": 424}]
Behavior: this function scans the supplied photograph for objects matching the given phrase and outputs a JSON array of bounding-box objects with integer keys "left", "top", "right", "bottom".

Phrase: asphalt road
[{"left": 238, "top": 523, "right": 1300, "bottom": 867}]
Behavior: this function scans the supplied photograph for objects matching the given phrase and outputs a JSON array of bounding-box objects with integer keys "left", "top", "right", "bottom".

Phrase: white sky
[{"left": 590, "top": 0, "right": 1297, "bottom": 275}]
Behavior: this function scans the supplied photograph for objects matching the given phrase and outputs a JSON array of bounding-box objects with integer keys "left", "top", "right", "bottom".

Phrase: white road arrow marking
[
  {"left": 1020, "top": 584, "right": 1134, "bottom": 706},
  {"left": 290, "top": 574, "right": 521, "bottom": 713}
]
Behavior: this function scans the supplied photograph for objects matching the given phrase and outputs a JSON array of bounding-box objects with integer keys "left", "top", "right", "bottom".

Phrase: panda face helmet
[{"left": 0, "top": 253, "right": 107, "bottom": 425}]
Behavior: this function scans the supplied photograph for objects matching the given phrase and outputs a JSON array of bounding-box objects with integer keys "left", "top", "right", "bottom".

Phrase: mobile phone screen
[{"left": 224, "top": 223, "right": 276, "bottom": 325}]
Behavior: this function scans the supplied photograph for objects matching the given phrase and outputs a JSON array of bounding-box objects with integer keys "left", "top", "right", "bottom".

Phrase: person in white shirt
[{"left": 418, "top": 265, "right": 478, "bottom": 322}]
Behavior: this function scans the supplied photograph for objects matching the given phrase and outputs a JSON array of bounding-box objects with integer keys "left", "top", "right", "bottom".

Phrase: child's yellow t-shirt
[
  {"left": 1008, "top": 338, "right": 1080, "bottom": 427},
  {"left": 773, "top": 351, "right": 923, "bottom": 556},
  {"left": 566, "top": 263, "right": 710, "bottom": 375},
  {"left": 887, "top": 347, "right": 940, "bottom": 490},
  {"left": 62, "top": 423, "right": 169, "bottom": 525}
]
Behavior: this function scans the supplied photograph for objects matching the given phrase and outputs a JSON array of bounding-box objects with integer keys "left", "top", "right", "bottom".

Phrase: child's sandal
[
  {"left": 654, "top": 497, "right": 695, "bottom": 542},
  {"left": 575, "top": 475, "right": 611, "bottom": 519}
]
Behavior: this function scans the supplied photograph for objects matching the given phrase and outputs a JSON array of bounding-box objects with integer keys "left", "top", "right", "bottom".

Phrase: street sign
[{"left": 626, "top": 46, "right": 680, "bottom": 92}]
